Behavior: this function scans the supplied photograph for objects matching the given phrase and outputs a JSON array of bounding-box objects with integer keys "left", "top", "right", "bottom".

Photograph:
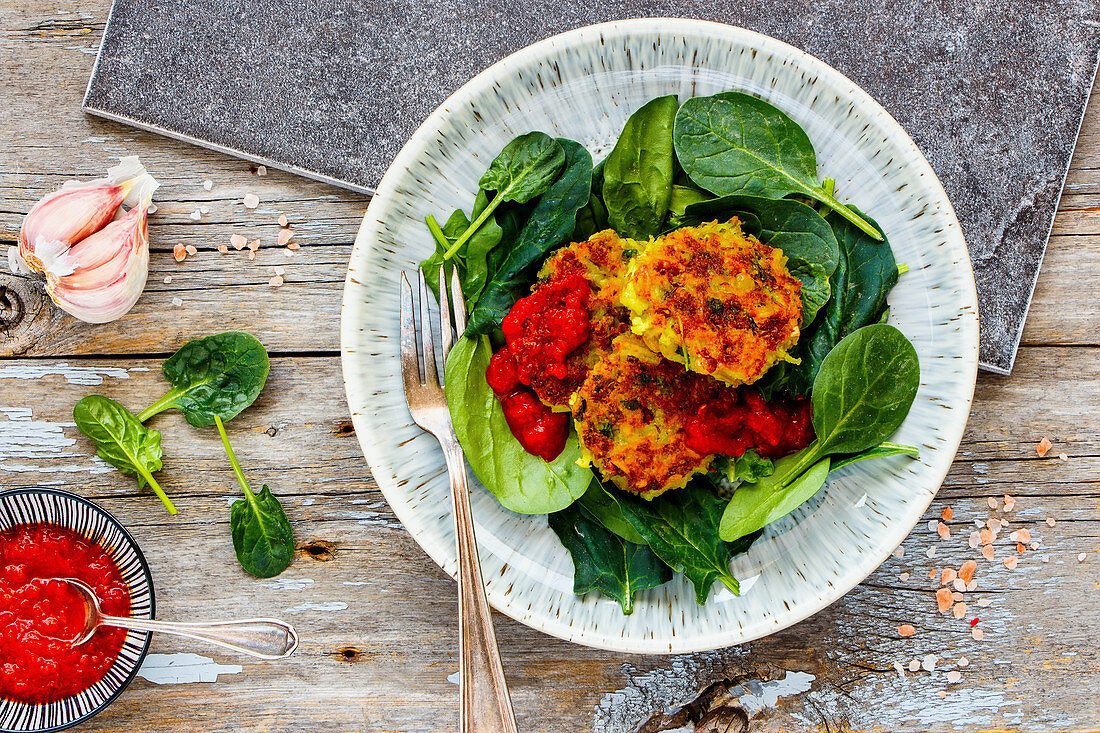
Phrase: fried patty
[
  {"left": 524, "top": 230, "right": 635, "bottom": 409},
  {"left": 622, "top": 219, "right": 803, "bottom": 386},
  {"left": 571, "top": 334, "right": 718, "bottom": 498}
]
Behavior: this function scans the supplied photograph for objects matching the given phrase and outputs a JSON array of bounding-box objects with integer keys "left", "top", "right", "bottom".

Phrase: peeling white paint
[
  {"left": 736, "top": 671, "right": 815, "bottom": 714},
  {"left": 284, "top": 601, "right": 347, "bottom": 613},
  {"left": 342, "top": 581, "right": 371, "bottom": 587},
  {"left": 263, "top": 577, "right": 315, "bottom": 591},
  {"left": 0, "top": 408, "right": 112, "bottom": 475},
  {"left": 137, "top": 653, "right": 242, "bottom": 684},
  {"left": 301, "top": 498, "right": 315, "bottom": 506},
  {"left": 447, "top": 671, "right": 460, "bottom": 685},
  {"left": 0, "top": 363, "right": 132, "bottom": 386}
]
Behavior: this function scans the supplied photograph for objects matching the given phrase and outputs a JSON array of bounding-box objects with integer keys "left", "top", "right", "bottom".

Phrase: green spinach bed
[{"left": 421, "top": 90, "right": 920, "bottom": 614}]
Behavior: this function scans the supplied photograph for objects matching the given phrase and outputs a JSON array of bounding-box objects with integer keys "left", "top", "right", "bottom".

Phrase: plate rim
[{"left": 340, "top": 17, "right": 980, "bottom": 654}]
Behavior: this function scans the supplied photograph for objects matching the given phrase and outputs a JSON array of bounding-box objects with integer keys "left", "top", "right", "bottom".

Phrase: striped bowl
[{"left": 0, "top": 489, "right": 155, "bottom": 733}]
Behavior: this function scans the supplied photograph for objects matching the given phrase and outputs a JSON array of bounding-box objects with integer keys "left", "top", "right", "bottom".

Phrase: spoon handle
[{"left": 99, "top": 616, "right": 299, "bottom": 660}]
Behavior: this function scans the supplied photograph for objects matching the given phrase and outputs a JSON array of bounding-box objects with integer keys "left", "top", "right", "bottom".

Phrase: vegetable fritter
[
  {"left": 622, "top": 219, "right": 803, "bottom": 386},
  {"left": 571, "top": 335, "right": 718, "bottom": 498}
]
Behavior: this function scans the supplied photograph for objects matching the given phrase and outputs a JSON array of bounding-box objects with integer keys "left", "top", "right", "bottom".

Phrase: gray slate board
[{"left": 84, "top": 0, "right": 1100, "bottom": 373}]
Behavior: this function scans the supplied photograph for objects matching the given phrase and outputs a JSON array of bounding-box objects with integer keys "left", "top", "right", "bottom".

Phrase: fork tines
[{"left": 400, "top": 267, "right": 468, "bottom": 396}]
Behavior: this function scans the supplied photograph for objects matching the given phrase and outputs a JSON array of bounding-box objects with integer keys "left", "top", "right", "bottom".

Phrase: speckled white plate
[{"left": 340, "top": 19, "right": 979, "bottom": 654}]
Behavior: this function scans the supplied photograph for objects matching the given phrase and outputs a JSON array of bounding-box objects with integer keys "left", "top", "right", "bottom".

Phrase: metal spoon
[{"left": 58, "top": 578, "right": 299, "bottom": 660}]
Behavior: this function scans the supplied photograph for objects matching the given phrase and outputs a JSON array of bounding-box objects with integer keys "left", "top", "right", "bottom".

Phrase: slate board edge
[{"left": 984, "top": 53, "right": 1100, "bottom": 376}]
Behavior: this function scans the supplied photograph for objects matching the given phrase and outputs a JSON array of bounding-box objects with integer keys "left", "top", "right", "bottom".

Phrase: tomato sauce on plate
[{"left": 0, "top": 523, "right": 131, "bottom": 705}]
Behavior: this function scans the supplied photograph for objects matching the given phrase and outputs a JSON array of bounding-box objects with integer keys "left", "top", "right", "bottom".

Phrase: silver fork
[{"left": 400, "top": 266, "right": 519, "bottom": 733}]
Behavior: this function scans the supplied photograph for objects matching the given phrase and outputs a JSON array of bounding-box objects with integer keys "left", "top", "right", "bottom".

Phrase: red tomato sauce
[
  {"left": 684, "top": 390, "right": 814, "bottom": 459},
  {"left": 501, "top": 273, "right": 591, "bottom": 384},
  {"left": 486, "top": 347, "right": 570, "bottom": 461},
  {"left": 0, "top": 523, "right": 131, "bottom": 704}
]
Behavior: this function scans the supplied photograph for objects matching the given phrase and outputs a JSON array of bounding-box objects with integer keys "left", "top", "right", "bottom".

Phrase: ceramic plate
[{"left": 340, "top": 19, "right": 979, "bottom": 654}]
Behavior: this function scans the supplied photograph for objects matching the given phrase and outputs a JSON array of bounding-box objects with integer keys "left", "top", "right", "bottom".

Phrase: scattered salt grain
[
  {"left": 256, "top": 165, "right": 267, "bottom": 176},
  {"left": 953, "top": 578, "right": 967, "bottom": 593},
  {"left": 938, "top": 690, "right": 947, "bottom": 699},
  {"left": 941, "top": 568, "right": 957, "bottom": 585},
  {"left": 1058, "top": 453, "right": 1068, "bottom": 461},
  {"left": 927, "top": 519, "right": 938, "bottom": 533},
  {"left": 958, "top": 656, "right": 969, "bottom": 667},
  {"left": 273, "top": 266, "right": 285, "bottom": 276},
  {"left": 248, "top": 250, "right": 257, "bottom": 261},
  {"left": 1037, "top": 437, "right": 1052, "bottom": 456},
  {"left": 936, "top": 587, "right": 953, "bottom": 613},
  {"left": 941, "top": 506, "right": 953, "bottom": 521},
  {"left": 231, "top": 234, "right": 247, "bottom": 250},
  {"left": 171, "top": 297, "right": 183, "bottom": 307},
  {"left": 899, "top": 572, "right": 910, "bottom": 581},
  {"left": 1010, "top": 529, "right": 1031, "bottom": 543},
  {"left": 953, "top": 602, "right": 968, "bottom": 619},
  {"left": 908, "top": 659, "right": 921, "bottom": 672},
  {"left": 287, "top": 242, "right": 300, "bottom": 251},
  {"left": 946, "top": 671, "right": 962, "bottom": 684},
  {"left": 268, "top": 274, "right": 284, "bottom": 287},
  {"left": 1016, "top": 543, "right": 1026, "bottom": 554},
  {"left": 893, "top": 661, "right": 906, "bottom": 679},
  {"left": 1003, "top": 556, "right": 1018, "bottom": 570},
  {"left": 189, "top": 210, "right": 201, "bottom": 221},
  {"left": 278, "top": 214, "right": 288, "bottom": 227},
  {"left": 1030, "top": 541, "right": 1041, "bottom": 550},
  {"left": 184, "top": 245, "right": 197, "bottom": 256},
  {"left": 202, "top": 179, "right": 213, "bottom": 190},
  {"left": 976, "top": 598, "right": 991, "bottom": 608},
  {"left": 982, "top": 545, "right": 995, "bottom": 561},
  {"left": 974, "top": 519, "right": 985, "bottom": 528},
  {"left": 928, "top": 568, "right": 937, "bottom": 579},
  {"left": 243, "top": 193, "right": 260, "bottom": 209},
  {"left": 897, "top": 624, "right": 916, "bottom": 637},
  {"left": 1045, "top": 517, "right": 1056, "bottom": 527},
  {"left": 278, "top": 229, "right": 293, "bottom": 245},
  {"left": 966, "top": 580, "right": 977, "bottom": 592},
  {"left": 922, "top": 654, "right": 938, "bottom": 672},
  {"left": 893, "top": 547, "right": 905, "bottom": 559},
  {"left": 926, "top": 546, "right": 937, "bottom": 558},
  {"left": 1078, "top": 553, "right": 1087, "bottom": 563},
  {"left": 284, "top": 249, "right": 296, "bottom": 257},
  {"left": 952, "top": 591, "right": 964, "bottom": 602},
  {"left": 163, "top": 275, "right": 172, "bottom": 284},
  {"left": 1041, "top": 554, "right": 1050, "bottom": 563},
  {"left": 959, "top": 560, "right": 977, "bottom": 583},
  {"left": 937, "top": 522, "right": 951, "bottom": 540},
  {"left": 972, "top": 628, "right": 984, "bottom": 641},
  {"left": 173, "top": 244, "right": 187, "bottom": 262},
  {"left": 987, "top": 518, "right": 1002, "bottom": 533},
  {"left": 217, "top": 244, "right": 228, "bottom": 254},
  {"left": 979, "top": 528, "right": 993, "bottom": 545},
  {"left": 200, "top": 205, "right": 210, "bottom": 215},
  {"left": 987, "top": 497, "right": 998, "bottom": 510},
  {"left": 968, "top": 531, "right": 981, "bottom": 549}
]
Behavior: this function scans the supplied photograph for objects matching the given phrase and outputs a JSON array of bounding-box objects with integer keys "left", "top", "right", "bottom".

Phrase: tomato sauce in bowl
[{"left": 0, "top": 523, "right": 131, "bottom": 705}]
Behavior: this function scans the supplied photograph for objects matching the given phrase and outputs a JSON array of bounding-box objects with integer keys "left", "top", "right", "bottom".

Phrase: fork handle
[{"left": 441, "top": 436, "right": 519, "bottom": 733}]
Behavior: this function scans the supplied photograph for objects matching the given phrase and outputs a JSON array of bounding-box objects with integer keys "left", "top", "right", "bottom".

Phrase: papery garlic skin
[
  {"left": 46, "top": 196, "right": 151, "bottom": 324},
  {"left": 17, "top": 156, "right": 155, "bottom": 273}
]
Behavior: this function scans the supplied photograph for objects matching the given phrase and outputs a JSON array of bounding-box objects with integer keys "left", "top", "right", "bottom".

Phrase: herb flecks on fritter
[
  {"left": 622, "top": 219, "right": 803, "bottom": 387},
  {"left": 571, "top": 335, "right": 717, "bottom": 499}
]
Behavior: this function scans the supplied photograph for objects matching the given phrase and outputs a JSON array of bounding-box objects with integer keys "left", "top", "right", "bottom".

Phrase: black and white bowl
[{"left": 0, "top": 489, "right": 155, "bottom": 733}]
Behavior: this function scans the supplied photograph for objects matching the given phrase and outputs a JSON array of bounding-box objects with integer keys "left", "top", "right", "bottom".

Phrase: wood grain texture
[{"left": 0, "top": 0, "right": 1097, "bottom": 731}]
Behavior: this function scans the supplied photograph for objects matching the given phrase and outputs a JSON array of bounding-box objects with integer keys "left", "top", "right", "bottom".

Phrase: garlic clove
[
  {"left": 46, "top": 192, "right": 151, "bottom": 324},
  {"left": 18, "top": 156, "right": 159, "bottom": 274}
]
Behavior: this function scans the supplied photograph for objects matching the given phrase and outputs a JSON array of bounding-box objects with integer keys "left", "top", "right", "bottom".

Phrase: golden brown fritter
[
  {"left": 622, "top": 219, "right": 802, "bottom": 386},
  {"left": 571, "top": 335, "right": 717, "bottom": 498},
  {"left": 524, "top": 230, "right": 636, "bottom": 409}
]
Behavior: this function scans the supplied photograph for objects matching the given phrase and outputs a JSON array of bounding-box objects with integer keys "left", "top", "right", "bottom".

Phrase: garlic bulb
[{"left": 13, "top": 156, "right": 159, "bottom": 324}]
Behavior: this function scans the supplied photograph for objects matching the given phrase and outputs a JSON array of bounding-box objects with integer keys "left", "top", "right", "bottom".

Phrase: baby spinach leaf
[
  {"left": 602, "top": 95, "right": 679, "bottom": 239},
  {"left": 548, "top": 504, "right": 672, "bottom": 615},
  {"left": 577, "top": 480, "right": 646, "bottom": 544},
  {"left": 216, "top": 415, "right": 294, "bottom": 578},
  {"left": 422, "top": 206, "right": 504, "bottom": 303},
  {"left": 443, "top": 132, "right": 566, "bottom": 260},
  {"left": 615, "top": 482, "right": 742, "bottom": 603},
  {"left": 720, "top": 453, "right": 831, "bottom": 542},
  {"left": 465, "top": 139, "right": 593, "bottom": 336},
  {"left": 666, "top": 184, "right": 713, "bottom": 228},
  {"left": 138, "top": 332, "right": 269, "bottom": 428},
  {"left": 673, "top": 92, "right": 881, "bottom": 239},
  {"left": 572, "top": 158, "right": 610, "bottom": 241},
  {"left": 830, "top": 442, "right": 919, "bottom": 472},
  {"left": 797, "top": 208, "right": 899, "bottom": 389},
  {"left": 811, "top": 323, "right": 920, "bottom": 456},
  {"left": 74, "top": 395, "right": 176, "bottom": 515},
  {"left": 681, "top": 194, "right": 839, "bottom": 323},
  {"left": 445, "top": 335, "right": 592, "bottom": 513},
  {"left": 727, "top": 449, "right": 775, "bottom": 483}
]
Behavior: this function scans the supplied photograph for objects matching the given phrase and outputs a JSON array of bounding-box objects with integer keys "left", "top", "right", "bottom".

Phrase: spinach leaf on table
[
  {"left": 614, "top": 481, "right": 744, "bottom": 602},
  {"left": 445, "top": 335, "right": 592, "bottom": 513},
  {"left": 217, "top": 415, "right": 295, "bottom": 578},
  {"left": 138, "top": 331, "right": 269, "bottom": 426},
  {"left": 577, "top": 479, "right": 646, "bottom": 545},
  {"left": 680, "top": 194, "right": 839, "bottom": 323},
  {"left": 465, "top": 139, "right": 593, "bottom": 336},
  {"left": 602, "top": 94, "right": 680, "bottom": 239},
  {"left": 548, "top": 504, "right": 672, "bottom": 615},
  {"left": 443, "top": 132, "right": 566, "bottom": 260},
  {"left": 74, "top": 395, "right": 176, "bottom": 515},
  {"left": 673, "top": 91, "right": 881, "bottom": 240}
]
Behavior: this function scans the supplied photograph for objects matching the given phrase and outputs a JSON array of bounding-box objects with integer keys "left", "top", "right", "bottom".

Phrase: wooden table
[{"left": 2, "top": 3, "right": 1097, "bottom": 730}]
